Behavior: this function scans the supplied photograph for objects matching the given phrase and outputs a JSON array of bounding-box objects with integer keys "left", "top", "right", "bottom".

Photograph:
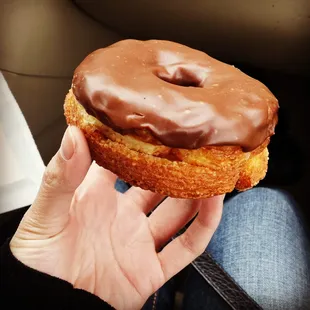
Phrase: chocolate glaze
[{"left": 72, "top": 39, "right": 279, "bottom": 151}]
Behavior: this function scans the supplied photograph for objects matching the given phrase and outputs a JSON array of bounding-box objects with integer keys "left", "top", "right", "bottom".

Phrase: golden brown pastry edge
[{"left": 64, "top": 90, "right": 269, "bottom": 199}]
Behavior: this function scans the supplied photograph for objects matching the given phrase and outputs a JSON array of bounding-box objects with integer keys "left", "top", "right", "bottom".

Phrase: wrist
[{"left": 2, "top": 239, "right": 113, "bottom": 309}]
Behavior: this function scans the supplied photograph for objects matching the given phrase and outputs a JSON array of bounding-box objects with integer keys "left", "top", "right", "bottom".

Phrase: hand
[{"left": 10, "top": 126, "right": 224, "bottom": 310}]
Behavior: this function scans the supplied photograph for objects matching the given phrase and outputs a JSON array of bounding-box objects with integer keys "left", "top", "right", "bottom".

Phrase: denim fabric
[
  {"left": 115, "top": 179, "right": 130, "bottom": 193},
  {"left": 114, "top": 182, "right": 310, "bottom": 310},
  {"left": 183, "top": 188, "right": 310, "bottom": 310}
]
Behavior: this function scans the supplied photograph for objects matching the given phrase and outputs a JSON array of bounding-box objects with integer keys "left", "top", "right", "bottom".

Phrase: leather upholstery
[
  {"left": 75, "top": 0, "right": 310, "bottom": 76},
  {"left": 0, "top": 0, "right": 122, "bottom": 163},
  {"left": 0, "top": 2, "right": 300, "bottom": 307},
  {"left": 1, "top": 0, "right": 309, "bottom": 163}
]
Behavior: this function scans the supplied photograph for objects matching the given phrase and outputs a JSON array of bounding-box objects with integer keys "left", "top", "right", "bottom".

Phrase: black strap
[{"left": 191, "top": 253, "right": 263, "bottom": 310}]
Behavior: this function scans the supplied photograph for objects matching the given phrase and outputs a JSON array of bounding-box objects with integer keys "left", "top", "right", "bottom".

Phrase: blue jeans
[{"left": 115, "top": 181, "right": 310, "bottom": 310}]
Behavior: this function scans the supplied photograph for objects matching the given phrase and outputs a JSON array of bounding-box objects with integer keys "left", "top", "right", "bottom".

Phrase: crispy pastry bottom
[{"left": 64, "top": 90, "right": 268, "bottom": 199}]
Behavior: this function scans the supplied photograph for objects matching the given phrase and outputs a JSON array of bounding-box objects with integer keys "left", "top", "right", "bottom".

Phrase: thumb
[{"left": 30, "top": 125, "right": 92, "bottom": 222}]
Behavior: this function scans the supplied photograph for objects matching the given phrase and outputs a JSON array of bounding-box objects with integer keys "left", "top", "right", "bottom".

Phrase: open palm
[{"left": 10, "top": 126, "right": 223, "bottom": 310}]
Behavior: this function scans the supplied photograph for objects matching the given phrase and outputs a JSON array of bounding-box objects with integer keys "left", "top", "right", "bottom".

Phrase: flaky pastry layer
[{"left": 64, "top": 90, "right": 268, "bottom": 198}]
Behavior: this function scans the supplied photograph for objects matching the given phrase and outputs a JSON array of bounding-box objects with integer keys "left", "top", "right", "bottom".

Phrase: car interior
[
  {"left": 1, "top": 0, "right": 309, "bottom": 307},
  {"left": 1, "top": 0, "right": 309, "bottom": 213}
]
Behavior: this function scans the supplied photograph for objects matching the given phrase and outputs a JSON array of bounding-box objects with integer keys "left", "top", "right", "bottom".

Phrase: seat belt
[{"left": 191, "top": 253, "right": 263, "bottom": 310}]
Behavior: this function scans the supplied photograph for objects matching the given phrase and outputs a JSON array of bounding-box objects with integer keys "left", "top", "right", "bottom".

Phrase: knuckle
[
  {"left": 41, "top": 167, "right": 63, "bottom": 191},
  {"left": 180, "top": 233, "right": 204, "bottom": 256}
]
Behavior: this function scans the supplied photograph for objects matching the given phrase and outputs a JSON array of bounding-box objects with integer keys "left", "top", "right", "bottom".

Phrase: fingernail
[{"left": 60, "top": 126, "right": 75, "bottom": 161}]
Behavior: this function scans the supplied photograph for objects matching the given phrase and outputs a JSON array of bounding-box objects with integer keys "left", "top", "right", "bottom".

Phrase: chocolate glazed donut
[{"left": 64, "top": 39, "right": 278, "bottom": 199}]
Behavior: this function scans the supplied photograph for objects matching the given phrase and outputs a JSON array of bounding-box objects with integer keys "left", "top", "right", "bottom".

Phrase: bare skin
[{"left": 10, "top": 126, "right": 223, "bottom": 310}]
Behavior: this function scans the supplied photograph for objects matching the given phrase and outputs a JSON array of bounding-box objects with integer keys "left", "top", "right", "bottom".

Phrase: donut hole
[
  {"left": 155, "top": 66, "right": 204, "bottom": 88},
  {"left": 158, "top": 75, "right": 202, "bottom": 87}
]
